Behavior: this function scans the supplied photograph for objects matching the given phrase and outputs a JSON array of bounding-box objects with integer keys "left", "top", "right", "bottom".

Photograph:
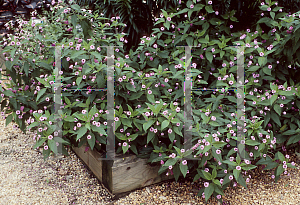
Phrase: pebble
[
  {"left": 159, "top": 196, "right": 167, "bottom": 200},
  {"left": 145, "top": 187, "right": 150, "bottom": 194}
]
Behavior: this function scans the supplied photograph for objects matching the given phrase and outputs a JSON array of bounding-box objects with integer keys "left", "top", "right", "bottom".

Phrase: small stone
[
  {"left": 66, "top": 175, "right": 72, "bottom": 180},
  {"left": 145, "top": 187, "right": 150, "bottom": 194},
  {"left": 159, "top": 196, "right": 167, "bottom": 200},
  {"left": 58, "top": 170, "right": 67, "bottom": 175}
]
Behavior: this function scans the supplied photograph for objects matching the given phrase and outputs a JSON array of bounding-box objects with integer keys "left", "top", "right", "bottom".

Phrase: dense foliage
[
  {"left": 0, "top": 0, "right": 53, "bottom": 37},
  {"left": 0, "top": 0, "right": 299, "bottom": 203},
  {"left": 73, "top": 0, "right": 300, "bottom": 53}
]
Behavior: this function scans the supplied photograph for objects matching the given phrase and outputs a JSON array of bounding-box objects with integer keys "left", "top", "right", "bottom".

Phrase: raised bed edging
[{"left": 71, "top": 143, "right": 175, "bottom": 196}]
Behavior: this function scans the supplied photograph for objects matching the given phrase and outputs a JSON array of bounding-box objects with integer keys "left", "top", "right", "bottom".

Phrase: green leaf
[
  {"left": 198, "top": 38, "right": 209, "bottom": 44},
  {"left": 170, "top": 70, "right": 184, "bottom": 79},
  {"left": 143, "top": 119, "right": 155, "bottom": 132},
  {"left": 186, "top": 37, "right": 193, "bottom": 47},
  {"left": 211, "top": 141, "right": 227, "bottom": 149},
  {"left": 43, "top": 147, "right": 51, "bottom": 160},
  {"left": 85, "top": 122, "right": 91, "bottom": 130},
  {"left": 214, "top": 184, "right": 224, "bottom": 196},
  {"left": 179, "top": 161, "right": 188, "bottom": 178},
  {"left": 122, "top": 143, "right": 129, "bottom": 154},
  {"left": 126, "top": 83, "right": 136, "bottom": 92},
  {"left": 212, "top": 179, "right": 222, "bottom": 188},
  {"left": 245, "top": 140, "right": 260, "bottom": 146},
  {"left": 258, "top": 57, "right": 266, "bottom": 67},
  {"left": 76, "top": 77, "right": 82, "bottom": 86},
  {"left": 76, "top": 127, "right": 88, "bottom": 141},
  {"left": 276, "top": 164, "right": 284, "bottom": 176},
  {"left": 173, "top": 164, "right": 181, "bottom": 182},
  {"left": 129, "top": 144, "right": 138, "bottom": 155},
  {"left": 257, "top": 17, "right": 271, "bottom": 24},
  {"left": 37, "top": 88, "right": 47, "bottom": 102},
  {"left": 48, "top": 139, "right": 58, "bottom": 155},
  {"left": 23, "top": 62, "right": 29, "bottom": 76},
  {"left": 247, "top": 66, "right": 260, "bottom": 72},
  {"left": 236, "top": 153, "right": 241, "bottom": 164},
  {"left": 222, "top": 174, "right": 231, "bottom": 185},
  {"left": 270, "top": 11, "right": 275, "bottom": 20},
  {"left": 263, "top": 67, "right": 272, "bottom": 75},
  {"left": 64, "top": 116, "right": 76, "bottom": 122},
  {"left": 205, "top": 5, "right": 214, "bottom": 13},
  {"left": 205, "top": 51, "right": 213, "bottom": 63},
  {"left": 72, "top": 50, "right": 86, "bottom": 59},
  {"left": 121, "top": 118, "right": 132, "bottom": 127},
  {"left": 71, "top": 4, "right": 81, "bottom": 11},
  {"left": 201, "top": 170, "right": 212, "bottom": 180},
  {"left": 163, "top": 158, "right": 177, "bottom": 167},
  {"left": 273, "top": 104, "right": 281, "bottom": 116},
  {"left": 270, "top": 112, "right": 281, "bottom": 126},
  {"left": 53, "top": 137, "right": 70, "bottom": 145},
  {"left": 74, "top": 112, "right": 86, "bottom": 121},
  {"left": 282, "top": 130, "right": 296, "bottom": 135},
  {"left": 33, "top": 137, "right": 46, "bottom": 149},
  {"left": 286, "top": 134, "right": 300, "bottom": 145},
  {"left": 237, "top": 173, "right": 247, "bottom": 189},
  {"left": 158, "top": 165, "right": 169, "bottom": 175},
  {"left": 209, "top": 121, "right": 219, "bottom": 126},
  {"left": 147, "top": 93, "right": 155, "bottom": 103},
  {"left": 9, "top": 98, "right": 18, "bottom": 110},
  {"left": 38, "top": 62, "right": 51, "bottom": 71},
  {"left": 87, "top": 132, "right": 96, "bottom": 150},
  {"left": 64, "top": 96, "right": 71, "bottom": 105},
  {"left": 212, "top": 147, "right": 222, "bottom": 162},
  {"left": 26, "top": 121, "right": 40, "bottom": 131},
  {"left": 173, "top": 126, "right": 183, "bottom": 137},
  {"left": 212, "top": 168, "right": 217, "bottom": 179},
  {"left": 233, "top": 169, "right": 240, "bottom": 181},
  {"left": 5, "top": 114, "right": 13, "bottom": 126},
  {"left": 169, "top": 131, "right": 175, "bottom": 142},
  {"left": 277, "top": 151, "right": 285, "bottom": 162},
  {"left": 71, "top": 14, "right": 77, "bottom": 29},
  {"left": 204, "top": 183, "right": 214, "bottom": 202},
  {"left": 91, "top": 125, "right": 107, "bottom": 136},
  {"left": 230, "top": 16, "right": 237, "bottom": 21},
  {"left": 129, "top": 92, "right": 143, "bottom": 100},
  {"left": 161, "top": 120, "right": 169, "bottom": 131},
  {"left": 3, "top": 90, "right": 15, "bottom": 97},
  {"left": 263, "top": 162, "right": 278, "bottom": 170},
  {"left": 270, "top": 94, "right": 278, "bottom": 105},
  {"left": 220, "top": 50, "right": 225, "bottom": 58},
  {"left": 241, "top": 164, "right": 257, "bottom": 171},
  {"left": 227, "top": 96, "right": 237, "bottom": 103},
  {"left": 147, "top": 132, "right": 155, "bottom": 144}
]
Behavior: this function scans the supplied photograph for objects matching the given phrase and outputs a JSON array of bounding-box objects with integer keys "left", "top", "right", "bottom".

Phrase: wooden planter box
[{"left": 71, "top": 143, "right": 175, "bottom": 197}]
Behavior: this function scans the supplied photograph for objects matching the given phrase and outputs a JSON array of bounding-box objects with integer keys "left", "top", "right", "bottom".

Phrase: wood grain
[{"left": 72, "top": 143, "right": 174, "bottom": 195}]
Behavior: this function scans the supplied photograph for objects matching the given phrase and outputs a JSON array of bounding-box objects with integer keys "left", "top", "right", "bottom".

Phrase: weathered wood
[
  {"left": 72, "top": 144, "right": 103, "bottom": 182},
  {"left": 72, "top": 143, "right": 175, "bottom": 195}
]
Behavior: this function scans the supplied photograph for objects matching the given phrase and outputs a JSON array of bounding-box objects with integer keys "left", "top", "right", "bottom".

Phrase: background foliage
[{"left": 73, "top": 0, "right": 300, "bottom": 53}]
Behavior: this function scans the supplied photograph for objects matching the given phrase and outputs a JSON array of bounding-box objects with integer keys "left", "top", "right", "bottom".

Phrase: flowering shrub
[
  {"left": 0, "top": 1, "right": 127, "bottom": 156},
  {"left": 0, "top": 0, "right": 300, "bottom": 203},
  {"left": 116, "top": 0, "right": 300, "bottom": 202}
]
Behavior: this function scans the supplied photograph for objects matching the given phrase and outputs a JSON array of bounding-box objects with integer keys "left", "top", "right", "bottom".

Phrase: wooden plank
[
  {"left": 109, "top": 152, "right": 174, "bottom": 194},
  {"left": 86, "top": 145, "right": 103, "bottom": 182},
  {"left": 72, "top": 143, "right": 175, "bottom": 195}
]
